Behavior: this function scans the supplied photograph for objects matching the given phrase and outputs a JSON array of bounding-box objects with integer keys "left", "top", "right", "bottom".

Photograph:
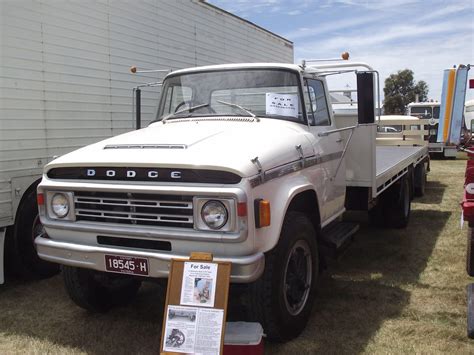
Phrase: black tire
[
  {"left": 467, "top": 228, "right": 474, "bottom": 277},
  {"left": 6, "top": 188, "right": 59, "bottom": 279},
  {"left": 368, "top": 199, "right": 385, "bottom": 228},
  {"left": 414, "top": 163, "right": 427, "bottom": 197},
  {"left": 468, "top": 284, "right": 474, "bottom": 338},
  {"left": 62, "top": 266, "right": 142, "bottom": 312},
  {"left": 386, "top": 176, "right": 411, "bottom": 228},
  {"left": 247, "top": 211, "right": 318, "bottom": 342}
]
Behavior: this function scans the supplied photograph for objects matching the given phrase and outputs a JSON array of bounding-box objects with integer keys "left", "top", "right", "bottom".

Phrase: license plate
[{"left": 104, "top": 254, "right": 149, "bottom": 276}]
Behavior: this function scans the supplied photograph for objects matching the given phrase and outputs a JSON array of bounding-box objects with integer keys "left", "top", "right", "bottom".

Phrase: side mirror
[{"left": 356, "top": 72, "right": 375, "bottom": 124}]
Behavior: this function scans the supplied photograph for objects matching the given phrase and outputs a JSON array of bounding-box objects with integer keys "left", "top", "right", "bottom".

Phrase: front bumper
[{"left": 35, "top": 236, "right": 265, "bottom": 283}]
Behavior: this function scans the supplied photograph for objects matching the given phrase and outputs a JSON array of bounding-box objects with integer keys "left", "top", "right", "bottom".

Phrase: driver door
[{"left": 303, "top": 78, "right": 346, "bottom": 222}]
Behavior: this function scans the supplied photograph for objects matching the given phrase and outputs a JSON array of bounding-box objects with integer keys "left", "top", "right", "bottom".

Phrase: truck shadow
[
  {"left": 266, "top": 209, "right": 451, "bottom": 354},
  {"left": 417, "top": 180, "right": 448, "bottom": 205}
]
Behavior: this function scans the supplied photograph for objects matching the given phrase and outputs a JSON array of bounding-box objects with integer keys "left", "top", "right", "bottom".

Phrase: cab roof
[
  {"left": 168, "top": 63, "right": 303, "bottom": 77},
  {"left": 407, "top": 102, "right": 440, "bottom": 107}
]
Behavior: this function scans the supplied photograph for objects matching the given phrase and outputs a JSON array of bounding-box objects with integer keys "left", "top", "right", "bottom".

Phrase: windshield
[
  {"left": 157, "top": 69, "right": 304, "bottom": 123},
  {"left": 410, "top": 106, "right": 440, "bottom": 119}
]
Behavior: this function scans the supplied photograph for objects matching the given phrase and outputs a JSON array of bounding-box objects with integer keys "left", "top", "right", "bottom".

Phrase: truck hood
[{"left": 46, "top": 118, "right": 315, "bottom": 178}]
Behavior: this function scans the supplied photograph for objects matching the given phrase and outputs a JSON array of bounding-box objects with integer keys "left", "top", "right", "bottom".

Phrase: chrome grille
[{"left": 74, "top": 191, "right": 194, "bottom": 228}]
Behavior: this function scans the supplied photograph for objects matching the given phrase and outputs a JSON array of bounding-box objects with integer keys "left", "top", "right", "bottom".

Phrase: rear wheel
[
  {"left": 385, "top": 176, "right": 411, "bottom": 228},
  {"left": 6, "top": 188, "right": 59, "bottom": 279},
  {"left": 247, "top": 211, "right": 318, "bottom": 341},
  {"left": 414, "top": 163, "right": 427, "bottom": 197},
  {"left": 62, "top": 266, "right": 142, "bottom": 312}
]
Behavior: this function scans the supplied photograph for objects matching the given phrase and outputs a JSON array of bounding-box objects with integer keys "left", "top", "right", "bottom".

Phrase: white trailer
[{"left": 0, "top": 0, "right": 293, "bottom": 283}]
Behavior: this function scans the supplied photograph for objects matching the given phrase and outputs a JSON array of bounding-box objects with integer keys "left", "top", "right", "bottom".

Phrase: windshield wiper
[
  {"left": 217, "top": 100, "right": 260, "bottom": 122},
  {"left": 162, "top": 103, "right": 210, "bottom": 123}
]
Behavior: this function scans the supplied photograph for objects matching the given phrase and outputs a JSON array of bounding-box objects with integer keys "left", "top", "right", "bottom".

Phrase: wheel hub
[{"left": 283, "top": 240, "right": 312, "bottom": 316}]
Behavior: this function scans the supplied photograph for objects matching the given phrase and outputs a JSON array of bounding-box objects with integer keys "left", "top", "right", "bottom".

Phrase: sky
[{"left": 208, "top": 0, "right": 474, "bottom": 102}]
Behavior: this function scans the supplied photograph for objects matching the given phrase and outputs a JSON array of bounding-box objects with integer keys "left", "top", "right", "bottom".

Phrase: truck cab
[{"left": 407, "top": 101, "right": 457, "bottom": 158}]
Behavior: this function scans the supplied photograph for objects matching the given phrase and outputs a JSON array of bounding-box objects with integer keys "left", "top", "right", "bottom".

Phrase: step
[{"left": 320, "top": 221, "right": 359, "bottom": 258}]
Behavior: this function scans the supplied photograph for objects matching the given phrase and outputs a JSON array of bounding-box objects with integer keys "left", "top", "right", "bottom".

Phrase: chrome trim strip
[
  {"left": 104, "top": 144, "right": 187, "bottom": 150},
  {"left": 249, "top": 151, "right": 343, "bottom": 187}
]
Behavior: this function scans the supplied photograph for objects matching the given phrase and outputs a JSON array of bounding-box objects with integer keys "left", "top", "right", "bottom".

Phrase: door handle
[{"left": 336, "top": 138, "right": 343, "bottom": 143}]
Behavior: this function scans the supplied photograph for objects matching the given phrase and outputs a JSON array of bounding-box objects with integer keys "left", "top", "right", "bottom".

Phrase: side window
[
  {"left": 303, "top": 82, "right": 316, "bottom": 125},
  {"left": 305, "top": 79, "right": 331, "bottom": 126}
]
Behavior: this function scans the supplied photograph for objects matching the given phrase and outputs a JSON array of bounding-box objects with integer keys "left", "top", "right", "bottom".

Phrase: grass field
[{"left": 1, "top": 158, "right": 473, "bottom": 354}]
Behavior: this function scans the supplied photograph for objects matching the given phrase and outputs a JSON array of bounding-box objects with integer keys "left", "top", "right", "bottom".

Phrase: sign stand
[{"left": 160, "top": 252, "right": 231, "bottom": 355}]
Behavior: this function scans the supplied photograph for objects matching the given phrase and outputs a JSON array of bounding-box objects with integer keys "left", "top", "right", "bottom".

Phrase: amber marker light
[
  {"left": 341, "top": 52, "right": 350, "bottom": 60},
  {"left": 130, "top": 66, "right": 137, "bottom": 73},
  {"left": 254, "top": 199, "right": 271, "bottom": 228},
  {"left": 37, "top": 193, "right": 44, "bottom": 206}
]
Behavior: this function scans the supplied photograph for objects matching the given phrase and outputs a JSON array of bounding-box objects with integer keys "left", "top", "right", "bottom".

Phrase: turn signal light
[
  {"left": 237, "top": 202, "right": 247, "bottom": 217},
  {"left": 37, "top": 193, "right": 44, "bottom": 206},
  {"left": 254, "top": 199, "right": 271, "bottom": 228}
]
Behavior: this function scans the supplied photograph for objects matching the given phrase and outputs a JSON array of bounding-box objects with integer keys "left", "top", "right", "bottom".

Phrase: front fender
[{"left": 251, "top": 174, "right": 320, "bottom": 253}]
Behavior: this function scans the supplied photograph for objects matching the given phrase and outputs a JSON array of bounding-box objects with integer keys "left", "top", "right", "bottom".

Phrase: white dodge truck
[{"left": 36, "top": 60, "right": 429, "bottom": 341}]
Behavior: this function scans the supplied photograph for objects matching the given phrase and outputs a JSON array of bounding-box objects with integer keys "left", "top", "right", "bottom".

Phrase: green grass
[{"left": 1, "top": 158, "right": 474, "bottom": 354}]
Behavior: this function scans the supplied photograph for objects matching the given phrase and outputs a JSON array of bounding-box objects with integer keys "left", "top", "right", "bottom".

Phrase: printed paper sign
[
  {"left": 266, "top": 93, "right": 299, "bottom": 118},
  {"left": 180, "top": 262, "right": 218, "bottom": 308},
  {"left": 163, "top": 305, "right": 223, "bottom": 354}
]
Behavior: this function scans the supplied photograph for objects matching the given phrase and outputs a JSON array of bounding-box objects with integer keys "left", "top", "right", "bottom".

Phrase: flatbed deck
[{"left": 375, "top": 145, "right": 428, "bottom": 195}]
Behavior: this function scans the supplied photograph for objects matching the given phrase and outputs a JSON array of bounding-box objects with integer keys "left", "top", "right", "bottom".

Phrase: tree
[{"left": 383, "top": 69, "right": 429, "bottom": 114}]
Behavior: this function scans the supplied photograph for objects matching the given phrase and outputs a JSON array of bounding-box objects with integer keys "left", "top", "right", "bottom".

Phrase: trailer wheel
[
  {"left": 414, "top": 163, "right": 427, "bottom": 197},
  {"left": 468, "top": 284, "right": 474, "bottom": 338},
  {"left": 7, "top": 188, "right": 59, "bottom": 279},
  {"left": 247, "top": 211, "right": 318, "bottom": 341},
  {"left": 62, "top": 266, "right": 141, "bottom": 313},
  {"left": 467, "top": 228, "right": 474, "bottom": 277},
  {"left": 386, "top": 176, "right": 411, "bottom": 228}
]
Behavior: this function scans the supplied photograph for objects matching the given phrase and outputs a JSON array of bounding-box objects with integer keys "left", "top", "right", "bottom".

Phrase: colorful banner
[
  {"left": 437, "top": 69, "right": 454, "bottom": 143},
  {"left": 449, "top": 66, "right": 470, "bottom": 144}
]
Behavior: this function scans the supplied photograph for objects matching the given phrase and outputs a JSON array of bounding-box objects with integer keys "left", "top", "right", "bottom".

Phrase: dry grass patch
[{"left": 1, "top": 158, "right": 474, "bottom": 354}]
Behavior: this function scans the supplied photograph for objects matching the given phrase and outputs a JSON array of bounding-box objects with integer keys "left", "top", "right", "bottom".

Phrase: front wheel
[
  {"left": 62, "top": 266, "right": 142, "bottom": 312},
  {"left": 247, "top": 211, "right": 318, "bottom": 341}
]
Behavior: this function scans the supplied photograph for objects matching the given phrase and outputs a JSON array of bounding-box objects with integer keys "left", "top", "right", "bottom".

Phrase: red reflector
[
  {"left": 237, "top": 202, "right": 247, "bottom": 217},
  {"left": 470, "top": 79, "right": 474, "bottom": 89},
  {"left": 37, "top": 193, "right": 44, "bottom": 206}
]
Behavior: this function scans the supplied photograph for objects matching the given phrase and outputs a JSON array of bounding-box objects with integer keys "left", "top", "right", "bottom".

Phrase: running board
[{"left": 320, "top": 222, "right": 359, "bottom": 258}]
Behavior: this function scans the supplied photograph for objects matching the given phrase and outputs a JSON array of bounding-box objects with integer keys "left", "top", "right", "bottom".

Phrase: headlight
[
  {"left": 51, "top": 193, "right": 69, "bottom": 218},
  {"left": 200, "top": 200, "right": 228, "bottom": 230}
]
